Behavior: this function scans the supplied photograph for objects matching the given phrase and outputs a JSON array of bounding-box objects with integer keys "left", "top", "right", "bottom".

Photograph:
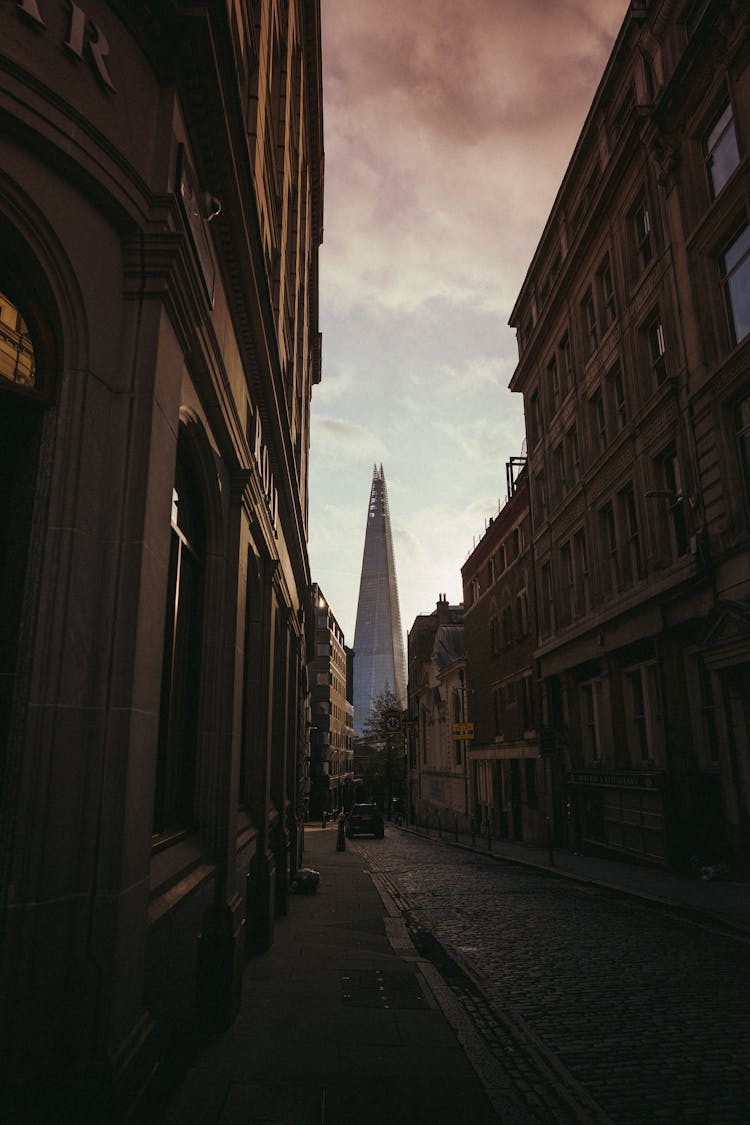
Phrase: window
[
  {"left": 559, "top": 540, "right": 574, "bottom": 627},
  {"left": 573, "top": 528, "right": 590, "bottom": 614},
  {"left": 608, "top": 364, "right": 627, "bottom": 432},
  {"left": 154, "top": 446, "right": 206, "bottom": 835},
  {"left": 720, "top": 225, "right": 750, "bottom": 346},
  {"left": 552, "top": 441, "right": 566, "bottom": 504},
  {"left": 516, "top": 589, "right": 529, "bottom": 636},
  {"left": 658, "top": 450, "right": 689, "bottom": 558},
  {"left": 492, "top": 686, "right": 502, "bottom": 736},
  {"left": 697, "top": 659, "right": 719, "bottom": 765},
  {"left": 534, "top": 471, "right": 547, "bottom": 521},
  {"left": 625, "top": 663, "right": 664, "bottom": 764},
  {"left": 643, "top": 54, "right": 656, "bottom": 102},
  {"left": 487, "top": 557, "right": 495, "bottom": 587},
  {"left": 645, "top": 314, "right": 667, "bottom": 387},
  {"left": 0, "top": 282, "right": 51, "bottom": 760},
  {"left": 521, "top": 676, "right": 534, "bottom": 732},
  {"left": 600, "top": 502, "right": 618, "bottom": 595},
  {"left": 547, "top": 353, "right": 560, "bottom": 414},
  {"left": 590, "top": 387, "right": 607, "bottom": 457},
  {"left": 528, "top": 390, "right": 542, "bottom": 448},
  {"left": 540, "top": 561, "right": 554, "bottom": 636},
  {"left": 583, "top": 288, "right": 598, "bottom": 356},
  {"left": 560, "top": 331, "right": 574, "bottom": 395},
  {"left": 598, "top": 256, "right": 617, "bottom": 329},
  {"left": 705, "top": 101, "right": 740, "bottom": 199},
  {"left": 0, "top": 291, "right": 37, "bottom": 389},
  {"left": 525, "top": 759, "right": 539, "bottom": 807},
  {"left": 633, "top": 199, "right": 653, "bottom": 272},
  {"left": 501, "top": 601, "right": 513, "bottom": 648},
  {"left": 580, "top": 681, "right": 602, "bottom": 762},
  {"left": 619, "top": 484, "right": 643, "bottom": 584},
  {"left": 736, "top": 393, "right": 750, "bottom": 509},
  {"left": 567, "top": 426, "right": 581, "bottom": 485},
  {"left": 453, "top": 690, "right": 462, "bottom": 765},
  {"left": 490, "top": 615, "right": 500, "bottom": 658}
]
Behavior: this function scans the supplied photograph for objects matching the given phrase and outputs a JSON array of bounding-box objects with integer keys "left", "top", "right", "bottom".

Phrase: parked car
[{"left": 346, "top": 803, "right": 385, "bottom": 838}]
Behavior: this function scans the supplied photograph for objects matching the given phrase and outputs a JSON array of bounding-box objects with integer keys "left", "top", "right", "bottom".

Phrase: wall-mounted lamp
[
  {"left": 645, "top": 489, "right": 696, "bottom": 509},
  {"left": 201, "top": 192, "right": 223, "bottom": 222}
]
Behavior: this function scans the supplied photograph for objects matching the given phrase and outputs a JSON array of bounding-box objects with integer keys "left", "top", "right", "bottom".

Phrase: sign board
[{"left": 451, "top": 722, "right": 474, "bottom": 739}]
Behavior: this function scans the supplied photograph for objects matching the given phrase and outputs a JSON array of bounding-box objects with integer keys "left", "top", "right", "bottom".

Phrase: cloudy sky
[{"left": 308, "top": 0, "right": 627, "bottom": 645}]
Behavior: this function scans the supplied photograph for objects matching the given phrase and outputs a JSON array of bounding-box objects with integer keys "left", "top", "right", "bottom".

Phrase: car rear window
[{"left": 352, "top": 805, "right": 376, "bottom": 814}]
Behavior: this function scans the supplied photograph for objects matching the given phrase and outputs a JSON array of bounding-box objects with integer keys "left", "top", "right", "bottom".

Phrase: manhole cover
[{"left": 341, "top": 969, "right": 429, "bottom": 1009}]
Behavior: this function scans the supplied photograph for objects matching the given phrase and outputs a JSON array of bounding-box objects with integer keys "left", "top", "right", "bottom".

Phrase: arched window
[
  {"left": 0, "top": 283, "right": 53, "bottom": 760},
  {"left": 153, "top": 443, "right": 206, "bottom": 836}
]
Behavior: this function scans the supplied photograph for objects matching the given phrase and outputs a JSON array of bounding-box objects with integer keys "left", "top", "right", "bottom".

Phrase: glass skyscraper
[{"left": 353, "top": 465, "right": 407, "bottom": 733}]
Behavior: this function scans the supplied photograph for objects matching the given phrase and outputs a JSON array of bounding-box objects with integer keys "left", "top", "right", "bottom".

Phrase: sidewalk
[
  {"left": 404, "top": 820, "right": 750, "bottom": 940},
  {"left": 155, "top": 827, "right": 499, "bottom": 1125}
]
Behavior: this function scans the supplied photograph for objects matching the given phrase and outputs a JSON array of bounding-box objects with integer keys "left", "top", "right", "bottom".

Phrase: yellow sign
[{"left": 451, "top": 722, "right": 474, "bottom": 739}]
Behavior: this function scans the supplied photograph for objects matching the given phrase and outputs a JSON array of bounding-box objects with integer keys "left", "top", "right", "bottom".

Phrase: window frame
[
  {"left": 632, "top": 198, "right": 653, "bottom": 274},
  {"left": 704, "top": 100, "right": 740, "bottom": 200},
  {"left": 720, "top": 224, "right": 750, "bottom": 347}
]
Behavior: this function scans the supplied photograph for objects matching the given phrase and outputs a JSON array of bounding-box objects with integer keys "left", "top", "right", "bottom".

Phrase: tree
[{"left": 358, "top": 690, "right": 405, "bottom": 815}]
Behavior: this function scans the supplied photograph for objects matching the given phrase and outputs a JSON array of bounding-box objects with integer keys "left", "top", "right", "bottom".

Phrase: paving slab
[{"left": 157, "top": 827, "right": 499, "bottom": 1125}]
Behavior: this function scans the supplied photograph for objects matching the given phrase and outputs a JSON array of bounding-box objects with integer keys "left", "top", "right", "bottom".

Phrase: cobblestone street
[{"left": 355, "top": 828, "right": 750, "bottom": 1124}]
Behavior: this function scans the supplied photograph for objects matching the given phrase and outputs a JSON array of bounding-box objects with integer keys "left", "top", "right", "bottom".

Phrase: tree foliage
[
  {"left": 357, "top": 690, "right": 405, "bottom": 808},
  {"left": 361, "top": 688, "right": 399, "bottom": 742}
]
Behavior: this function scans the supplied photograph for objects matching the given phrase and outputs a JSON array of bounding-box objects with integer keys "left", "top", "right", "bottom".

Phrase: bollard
[
  {"left": 336, "top": 816, "right": 346, "bottom": 852},
  {"left": 487, "top": 820, "right": 492, "bottom": 850},
  {"left": 471, "top": 819, "right": 476, "bottom": 847},
  {"left": 322, "top": 811, "right": 328, "bottom": 829},
  {"left": 438, "top": 814, "right": 442, "bottom": 839}
]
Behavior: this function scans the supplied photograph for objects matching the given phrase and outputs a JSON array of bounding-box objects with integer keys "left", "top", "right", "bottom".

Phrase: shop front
[{"left": 569, "top": 770, "right": 668, "bottom": 865}]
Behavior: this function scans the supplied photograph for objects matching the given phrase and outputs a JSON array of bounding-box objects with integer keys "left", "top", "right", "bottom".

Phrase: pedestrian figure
[{"left": 336, "top": 810, "right": 346, "bottom": 852}]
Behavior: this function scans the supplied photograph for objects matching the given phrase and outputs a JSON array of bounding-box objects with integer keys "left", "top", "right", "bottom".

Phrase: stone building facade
[
  {"left": 461, "top": 464, "right": 555, "bottom": 846},
  {"left": 509, "top": 0, "right": 750, "bottom": 872},
  {"left": 407, "top": 596, "right": 467, "bottom": 826},
  {"left": 0, "top": 0, "right": 322, "bottom": 1114},
  {"left": 308, "top": 585, "right": 354, "bottom": 820}
]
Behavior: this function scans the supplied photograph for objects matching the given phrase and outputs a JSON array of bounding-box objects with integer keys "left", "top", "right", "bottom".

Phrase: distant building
[
  {"left": 509, "top": 0, "right": 750, "bottom": 872},
  {"left": 407, "top": 595, "right": 466, "bottom": 825},
  {"left": 0, "top": 0, "right": 323, "bottom": 1113},
  {"left": 353, "top": 464, "right": 407, "bottom": 732},
  {"left": 308, "top": 586, "right": 355, "bottom": 819},
  {"left": 462, "top": 463, "right": 555, "bottom": 846}
]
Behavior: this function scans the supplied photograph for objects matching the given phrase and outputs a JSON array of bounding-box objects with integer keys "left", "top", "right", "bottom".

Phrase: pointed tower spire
[{"left": 353, "top": 465, "right": 407, "bottom": 733}]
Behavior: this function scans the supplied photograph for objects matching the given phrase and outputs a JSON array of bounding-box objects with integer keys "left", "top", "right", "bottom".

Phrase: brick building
[
  {"left": 462, "top": 464, "right": 556, "bottom": 846},
  {"left": 308, "top": 585, "right": 355, "bottom": 820},
  {"left": 509, "top": 0, "right": 750, "bottom": 871}
]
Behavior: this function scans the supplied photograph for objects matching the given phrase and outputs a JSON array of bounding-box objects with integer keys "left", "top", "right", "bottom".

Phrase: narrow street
[{"left": 354, "top": 827, "right": 750, "bottom": 1124}]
